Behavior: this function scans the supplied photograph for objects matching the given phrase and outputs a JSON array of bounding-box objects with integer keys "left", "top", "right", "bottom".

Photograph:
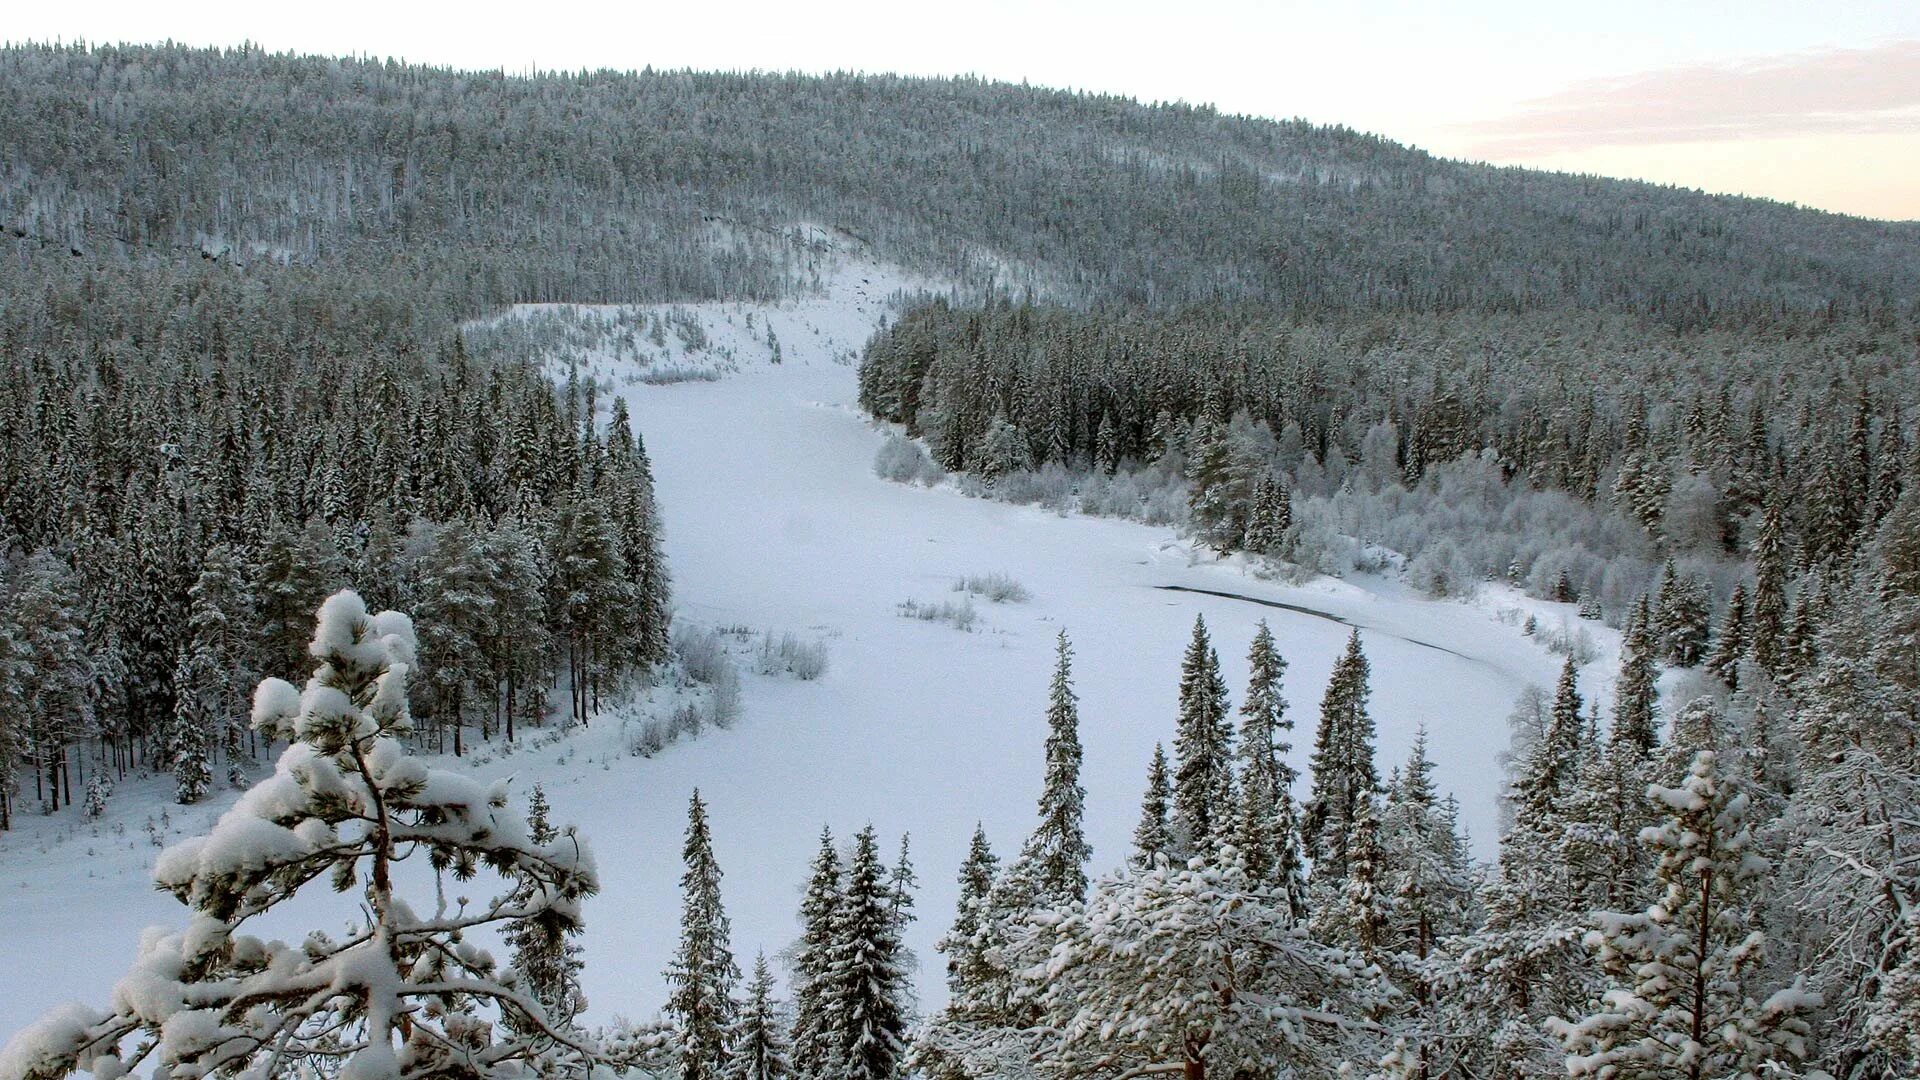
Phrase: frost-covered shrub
[
  {"left": 955, "top": 572, "right": 1031, "bottom": 603},
  {"left": 1536, "top": 618, "right": 1598, "bottom": 664},
  {"left": 875, "top": 433, "right": 943, "bottom": 485},
  {"left": 897, "top": 596, "right": 979, "bottom": 631},
  {"left": 1406, "top": 539, "right": 1476, "bottom": 598},
  {"left": 640, "top": 365, "right": 722, "bottom": 385},
  {"left": 707, "top": 659, "right": 742, "bottom": 726},
  {"left": 994, "top": 462, "right": 1077, "bottom": 512},
  {"left": 757, "top": 632, "right": 830, "bottom": 680},
  {"left": 673, "top": 625, "right": 733, "bottom": 685},
  {"left": 1288, "top": 500, "right": 1360, "bottom": 577}
]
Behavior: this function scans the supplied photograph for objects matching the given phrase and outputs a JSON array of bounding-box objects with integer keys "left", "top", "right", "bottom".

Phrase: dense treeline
[
  {"left": 861, "top": 301, "right": 1916, "bottom": 615},
  {"left": 0, "top": 249, "right": 669, "bottom": 825},
  {"left": 5, "top": 43, "right": 1920, "bottom": 324}
]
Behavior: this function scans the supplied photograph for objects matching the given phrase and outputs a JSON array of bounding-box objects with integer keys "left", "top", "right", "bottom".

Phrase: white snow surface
[{"left": 0, "top": 238, "right": 1616, "bottom": 1036}]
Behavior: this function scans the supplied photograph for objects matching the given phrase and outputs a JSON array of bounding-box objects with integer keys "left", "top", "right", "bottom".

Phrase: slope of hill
[{"left": 2, "top": 42, "right": 1917, "bottom": 324}]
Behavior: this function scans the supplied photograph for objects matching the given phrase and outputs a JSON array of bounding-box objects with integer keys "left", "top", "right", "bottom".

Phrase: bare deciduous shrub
[{"left": 954, "top": 572, "right": 1031, "bottom": 603}]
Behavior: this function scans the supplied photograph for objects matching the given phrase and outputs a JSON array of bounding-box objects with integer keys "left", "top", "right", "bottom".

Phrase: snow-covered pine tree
[
  {"left": 790, "top": 827, "right": 843, "bottom": 1079},
  {"left": 1018, "top": 631, "right": 1090, "bottom": 906},
  {"left": 547, "top": 498, "right": 631, "bottom": 725},
  {"left": 0, "top": 590, "right": 618, "bottom": 1080},
  {"left": 1035, "top": 849, "right": 1389, "bottom": 1080},
  {"left": 1611, "top": 596, "right": 1660, "bottom": 759},
  {"left": 1550, "top": 750, "right": 1818, "bottom": 1078},
  {"left": 1172, "top": 615, "right": 1235, "bottom": 861},
  {"left": 504, "top": 783, "right": 587, "bottom": 1036},
  {"left": 822, "top": 825, "right": 912, "bottom": 1080},
  {"left": 478, "top": 522, "right": 553, "bottom": 741},
  {"left": 1133, "top": 743, "right": 1173, "bottom": 870},
  {"left": 666, "top": 789, "right": 742, "bottom": 1080},
  {"left": 728, "top": 954, "right": 794, "bottom": 1080},
  {"left": 1303, "top": 629, "right": 1379, "bottom": 880}
]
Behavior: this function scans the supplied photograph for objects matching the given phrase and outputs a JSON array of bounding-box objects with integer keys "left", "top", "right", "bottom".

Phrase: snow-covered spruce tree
[
  {"left": 1551, "top": 750, "right": 1818, "bottom": 1078},
  {"left": 1241, "top": 475, "right": 1291, "bottom": 556},
  {"left": 185, "top": 544, "right": 260, "bottom": 785},
  {"left": 601, "top": 400, "right": 672, "bottom": 668},
  {"left": 1704, "top": 582, "right": 1750, "bottom": 689},
  {"left": 1318, "top": 795, "right": 1392, "bottom": 956},
  {"left": 1612, "top": 596, "right": 1660, "bottom": 759},
  {"left": 168, "top": 645, "right": 214, "bottom": 804},
  {"left": 1536, "top": 657, "right": 1586, "bottom": 807},
  {"left": 1373, "top": 733, "right": 1477, "bottom": 1080},
  {"left": 0, "top": 590, "right": 619, "bottom": 1080},
  {"left": 2, "top": 551, "right": 96, "bottom": 815},
  {"left": 822, "top": 826, "right": 913, "bottom": 1080},
  {"left": 974, "top": 416, "right": 1031, "bottom": 481},
  {"left": 1304, "top": 629, "right": 1379, "bottom": 881},
  {"left": 1748, "top": 496, "right": 1789, "bottom": 678},
  {"left": 1032, "top": 847, "right": 1389, "bottom": 1080},
  {"left": 1017, "top": 631, "right": 1090, "bottom": 906},
  {"left": 1379, "top": 730, "right": 1475, "bottom": 962},
  {"left": 789, "top": 828, "right": 843, "bottom": 1079},
  {"left": 666, "top": 790, "right": 742, "bottom": 1080},
  {"left": 938, "top": 825, "right": 1001, "bottom": 1008},
  {"left": 887, "top": 834, "right": 919, "bottom": 938},
  {"left": 1442, "top": 674, "right": 1600, "bottom": 1079},
  {"left": 1772, "top": 502, "right": 1920, "bottom": 1076},
  {"left": 913, "top": 841, "right": 1045, "bottom": 1080},
  {"left": 1132, "top": 743, "right": 1174, "bottom": 870},
  {"left": 1654, "top": 562, "right": 1712, "bottom": 668},
  {"left": 728, "top": 955, "right": 794, "bottom": 1080},
  {"left": 1232, "top": 620, "right": 1298, "bottom": 894},
  {"left": 1171, "top": 616, "right": 1234, "bottom": 861},
  {"left": 1185, "top": 419, "right": 1250, "bottom": 552},
  {"left": 503, "top": 784, "right": 587, "bottom": 1037},
  {"left": 412, "top": 518, "right": 498, "bottom": 756}
]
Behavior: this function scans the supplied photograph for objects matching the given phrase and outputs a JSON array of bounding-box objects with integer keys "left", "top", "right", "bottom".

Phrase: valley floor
[{"left": 0, "top": 253, "right": 1608, "bottom": 1032}]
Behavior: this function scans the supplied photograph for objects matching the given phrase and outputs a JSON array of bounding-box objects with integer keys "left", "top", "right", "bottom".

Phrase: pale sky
[{"left": 15, "top": 1, "right": 1920, "bottom": 220}]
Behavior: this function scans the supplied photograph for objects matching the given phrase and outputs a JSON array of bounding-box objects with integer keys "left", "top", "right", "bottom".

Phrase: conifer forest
[{"left": 1, "top": 34, "right": 1919, "bottom": 1080}]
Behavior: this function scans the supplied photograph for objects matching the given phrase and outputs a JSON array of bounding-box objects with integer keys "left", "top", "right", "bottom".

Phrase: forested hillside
[{"left": 4, "top": 42, "right": 1920, "bottom": 322}]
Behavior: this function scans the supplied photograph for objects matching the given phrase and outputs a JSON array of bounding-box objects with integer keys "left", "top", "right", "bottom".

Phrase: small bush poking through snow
[
  {"left": 757, "top": 632, "right": 830, "bottom": 680},
  {"left": 953, "top": 572, "right": 1031, "bottom": 604},
  {"left": 874, "top": 433, "right": 945, "bottom": 486},
  {"left": 897, "top": 596, "right": 978, "bottom": 631},
  {"left": 673, "top": 626, "right": 734, "bottom": 685}
]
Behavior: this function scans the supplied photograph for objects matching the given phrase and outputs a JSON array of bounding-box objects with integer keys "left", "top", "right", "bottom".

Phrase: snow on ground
[{"left": 0, "top": 235, "right": 1620, "bottom": 1037}]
